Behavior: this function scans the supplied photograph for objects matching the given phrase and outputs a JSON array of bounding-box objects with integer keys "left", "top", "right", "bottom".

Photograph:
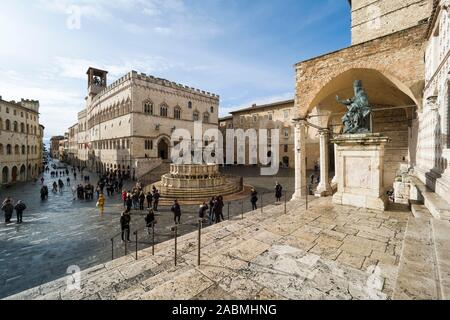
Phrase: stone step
[
  {"left": 411, "top": 204, "right": 433, "bottom": 219},
  {"left": 393, "top": 217, "right": 440, "bottom": 300},
  {"left": 430, "top": 219, "right": 450, "bottom": 299}
]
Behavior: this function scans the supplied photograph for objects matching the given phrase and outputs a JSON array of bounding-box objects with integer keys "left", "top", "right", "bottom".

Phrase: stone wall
[
  {"left": 295, "top": 23, "right": 428, "bottom": 117},
  {"left": 351, "top": 0, "right": 433, "bottom": 44}
]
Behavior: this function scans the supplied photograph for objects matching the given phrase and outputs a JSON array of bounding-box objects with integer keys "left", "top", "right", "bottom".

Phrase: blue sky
[{"left": 0, "top": 0, "right": 350, "bottom": 139}]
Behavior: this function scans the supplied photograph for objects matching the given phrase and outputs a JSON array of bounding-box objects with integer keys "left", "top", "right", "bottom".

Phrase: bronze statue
[{"left": 336, "top": 80, "right": 371, "bottom": 134}]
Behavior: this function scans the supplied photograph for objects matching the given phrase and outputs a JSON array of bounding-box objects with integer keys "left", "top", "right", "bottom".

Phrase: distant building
[
  {"left": 50, "top": 136, "right": 65, "bottom": 160},
  {"left": 0, "top": 96, "right": 44, "bottom": 185},
  {"left": 66, "top": 68, "right": 219, "bottom": 178}
]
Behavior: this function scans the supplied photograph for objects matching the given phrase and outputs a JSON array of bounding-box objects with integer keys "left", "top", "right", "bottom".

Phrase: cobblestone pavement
[
  {"left": 0, "top": 161, "right": 299, "bottom": 298},
  {"left": 6, "top": 197, "right": 412, "bottom": 300}
]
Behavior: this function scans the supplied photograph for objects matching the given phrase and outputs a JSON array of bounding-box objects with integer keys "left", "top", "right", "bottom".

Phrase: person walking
[
  {"left": 251, "top": 188, "right": 258, "bottom": 211},
  {"left": 275, "top": 182, "right": 283, "bottom": 203},
  {"left": 40, "top": 177, "right": 45, "bottom": 185},
  {"left": 126, "top": 194, "right": 133, "bottom": 212},
  {"left": 153, "top": 189, "right": 160, "bottom": 212},
  {"left": 40, "top": 185, "right": 49, "bottom": 200},
  {"left": 97, "top": 193, "right": 105, "bottom": 215},
  {"left": 146, "top": 191, "right": 153, "bottom": 210},
  {"left": 14, "top": 200, "right": 26, "bottom": 224},
  {"left": 1, "top": 198, "right": 14, "bottom": 224},
  {"left": 121, "top": 190, "right": 127, "bottom": 208},
  {"left": 139, "top": 191, "right": 145, "bottom": 211},
  {"left": 208, "top": 197, "right": 215, "bottom": 225},
  {"left": 120, "top": 210, "right": 131, "bottom": 242},
  {"left": 145, "top": 209, "right": 156, "bottom": 235},
  {"left": 171, "top": 200, "right": 182, "bottom": 225},
  {"left": 66, "top": 177, "right": 71, "bottom": 186},
  {"left": 213, "top": 197, "right": 221, "bottom": 224},
  {"left": 217, "top": 196, "right": 225, "bottom": 221}
]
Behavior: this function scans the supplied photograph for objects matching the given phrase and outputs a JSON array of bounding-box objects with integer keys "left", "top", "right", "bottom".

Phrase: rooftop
[{"left": 229, "top": 99, "right": 294, "bottom": 115}]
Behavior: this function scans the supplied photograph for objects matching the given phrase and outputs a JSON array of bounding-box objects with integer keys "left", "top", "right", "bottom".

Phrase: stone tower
[{"left": 349, "top": 0, "right": 434, "bottom": 44}]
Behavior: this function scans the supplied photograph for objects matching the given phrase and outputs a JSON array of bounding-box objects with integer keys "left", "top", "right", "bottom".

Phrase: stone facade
[
  {"left": 67, "top": 68, "right": 219, "bottom": 178},
  {"left": 415, "top": 0, "right": 450, "bottom": 203},
  {"left": 223, "top": 99, "right": 320, "bottom": 169},
  {"left": 351, "top": 0, "right": 433, "bottom": 45},
  {"left": 0, "top": 97, "right": 44, "bottom": 185},
  {"left": 50, "top": 136, "right": 65, "bottom": 160}
]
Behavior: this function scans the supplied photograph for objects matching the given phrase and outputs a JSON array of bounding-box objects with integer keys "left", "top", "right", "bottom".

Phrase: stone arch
[
  {"left": 20, "top": 165, "right": 26, "bottom": 181},
  {"left": 11, "top": 166, "right": 18, "bottom": 183},
  {"left": 156, "top": 135, "right": 171, "bottom": 161},
  {"left": 1, "top": 166, "right": 9, "bottom": 184},
  {"left": 301, "top": 68, "right": 420, "bottom": 118}
]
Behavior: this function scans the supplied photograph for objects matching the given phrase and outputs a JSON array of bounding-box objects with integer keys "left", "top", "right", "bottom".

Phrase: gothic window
[
  {"left": 6, "top": 144, "right": 12, "bottom": 155},
  {"left": 0, "top": 144, "right": 3, "bottom": 154},
  {"left": 269, "top": 113, "right": 273, "bottom": 121},
  {"left": 145, "top": 140, "right": 153, "bottom": 150},
  {"left": 203, "top": 112, "right": 210, "bottom": 123},
  {"left": 144, "top": 101, "right": 154, "bottom": 115},
  {"left": 5, "top": 119, "right": 10, "bottom": 131},
  {"left": 210, "top": 106, "right": 214, "bottom": 113},
  {"left": 188, "top": 101, "right": 193, "bottom": 109},
  {"left": 174, "top": 107, "right": 181, "bottom": 120},
  {"left": 284, "top": 145, "right": 288, "bottom": 153},
  {"left": 160, "top": 104, "right": 168, "bottom": 117},
  {"left": 193, "top": 111, "right": 200, "bottom": 122},
  {"left": 284, "top": 128, "right": 290, "bottom": 138},
  {"left": 14, "top": 145, "right": 19, "bottom": 155},
  {"left": 21, "top": 145, "right": 25, "bottom": 155},
  {"left": 20, "top": 123, "right": 25, "bottom": 133}
]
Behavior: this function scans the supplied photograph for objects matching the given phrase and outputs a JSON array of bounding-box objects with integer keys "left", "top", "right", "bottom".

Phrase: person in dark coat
[
  {"left": 217, "top": 196, "right": 225, "bottom": 221},
  {"left": 213, "top": 198, "right": 221, "bottom": 224},
  {"left": 139, "top": 191, "right": 146, "bottom": 211},
  {"left": 198, "top": 202, "right": 209, "bottom": 223},
  {"left": 125, "top": 195, "right": 133, "bottom": 212},
  {"left": 1, "top": 198, "right": 14, "bottom": 223},
  {"left": 40, "top": 185, "right": 49, "bottom": 200},
  {"left": 171, "top": 200, "right": 182, "bottom": 225},
  {"left": 145, "top": 209, "right": 156, "bottom": 235},
  {"left": 208, "top": 197, "right": 215, "bottom": 224},
  {"left": 14, "top": 200, "right": 27, "bottom": 224},
  {"left": 146, "top": 192, "right": 153, "bottom": 209},
  {"left": 275, "top": 182, "right": 283, "bottom": 202},
  {"left": 153, "top": 190, "right": 160, "bottom": 212},
  {"left": 251, "top": 189, "right": 258, "bottom": 210},
  {"left": 120, "top": 210, "right": 131, "bottom": 242}
]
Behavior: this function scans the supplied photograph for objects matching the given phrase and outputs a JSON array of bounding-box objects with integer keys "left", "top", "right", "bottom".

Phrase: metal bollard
[
  {"left": 125, "top": 234, "right": 128, "bottom": 256},
  {"left": 198, "top": 220, "right": 202, "bottom": 266},
  {"left": 241, "top": 201, "right": 244, "bottom": 220},
  {"left": 135, "top": 231, "right": 138, "bottom": 261},
  {"left": 111, "top": 238, "right": 114, "bottom": 261},
  {"left": 284, "top": 191, "right": 287, "bottom": 215},
  {"left": 261, "top": 194, "right": 263, "bottom": 214},
  {"left": 174, "top": 226, "right": 178, "bottom": 266},
  {"left": 152, "top": 222, "right": 155, "bottom": 256}
]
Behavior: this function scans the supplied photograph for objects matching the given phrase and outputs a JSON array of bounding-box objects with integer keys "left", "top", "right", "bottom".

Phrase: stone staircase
[
  {"left": 393, "top": 205, "right": 450, "bottom": 300},
  {"left": 5, "top": 201, "right": 299, "bottom": 300},
  {"left": 139, "top": 162, "right": 171, "bottom": 186}
]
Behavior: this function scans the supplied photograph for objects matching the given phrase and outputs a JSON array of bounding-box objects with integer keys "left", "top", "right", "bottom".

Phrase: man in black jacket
[
  {"left": 1, "top": 198, "right": 14, "bottom": 223},
  {"left": 171, "top": 200, "right": 182, "bottom": 225},
  {"left": 14, "top": 200, "right": 27, "bottom": 224},
  {"left": 120, "top": 210, "right": 131, "bottom": 242}
]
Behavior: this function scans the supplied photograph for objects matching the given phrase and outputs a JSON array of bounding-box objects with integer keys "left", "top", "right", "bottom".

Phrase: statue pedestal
[{"left": 332, "top": 133, "right": 390, "bottom": 211}]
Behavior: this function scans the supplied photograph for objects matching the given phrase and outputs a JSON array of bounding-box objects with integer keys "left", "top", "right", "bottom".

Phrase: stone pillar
[
  {"left": 316, "top": 129, "right": 332, "bottom": 197},
  {"left": 331, "top": 143, "right": 338, "bottom": 185},
  {"left": 292, "top": 120, "right": 307, "bottom": 200}
]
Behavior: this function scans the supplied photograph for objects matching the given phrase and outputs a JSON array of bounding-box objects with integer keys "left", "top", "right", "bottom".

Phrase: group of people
[
  {"left": 1, "top": 198, "right": 27, "bottom": 224},
  {"left": 122, "top": 184, "right": 161, "bottom": 213}
]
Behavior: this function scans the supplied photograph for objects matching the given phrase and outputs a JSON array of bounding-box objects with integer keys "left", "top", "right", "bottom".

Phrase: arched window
[
  {"left": 203, "top": 112, "right": 210, "bottom": 123},
  {"left": 21, "top": 145, "right": 25, "bottom": 155},
  {"left": 20, "top": 123, "right": 25, "bottom": 133},
  {"left": 6, "top": 144, "right": 12, "bottom": 155},
  {"left": 160, "top": 104, "right": 168, "bottom": 117},
  {"left": 144, "top": 101, "right": 153, "bottom": 115},
  {"left": 5, "top": 119, "right": 11, "bottom": 131},
  {"left": 0, "top": 144, "right": 3, "bottom": 154},
  {"left": 193, "top": 111, "right": 199, "bottom": 122},
  {"left": 174, "top": 107, "right": 181, "bottom": 120},
  {"left": 14, "top": 145, "right": 19, "bottom": 155},
  {"left": 188, "top": 101, "right": 193, "bottom": 109},
  {"left": 0, "top": 118, "right": 3, "bottom": 130},
  {"left": 210, "top": 106, "right": 214, "bottom": 113},
  {"left": 13, "top": 121, "right": 18, "bottom": 132}
]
